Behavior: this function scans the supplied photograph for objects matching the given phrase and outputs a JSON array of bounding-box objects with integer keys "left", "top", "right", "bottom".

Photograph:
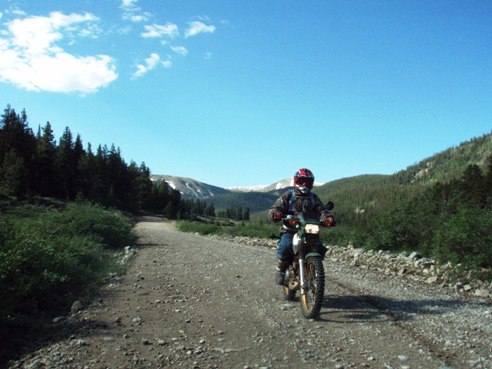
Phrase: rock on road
[{"left": 9, "top": 219, "right": 491, "bottom": 369}]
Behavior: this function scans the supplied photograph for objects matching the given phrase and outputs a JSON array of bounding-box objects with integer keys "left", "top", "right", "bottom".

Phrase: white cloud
[
  {"left": 0, "top": 11, "right": 117, "bottom": 93},
  {"left": 162, "top": 59, "right": 172, "bottom": 69},
  {"left": 120, "top": 0, "right": 151, "bottom": 23},
  {"left": 121, "top": 0, "right": 137, "bottom": 7},
  {"left": 185, "top": 21, "right": 216, "bottom": 38},
  {"left": 133, "top": 53, "right": 172, "bottom": 78},
  {"left": 7, "top": 12, "right": 97, "bottom": 55},
  {"left": 2, "top": 6, "right": 27, "bottom": 18},
  {"left": 141, "top": 23, "right": 179, "bottom": 39},
  {"left": 171, "top": 45, "right": 188, "bottom": 56}
]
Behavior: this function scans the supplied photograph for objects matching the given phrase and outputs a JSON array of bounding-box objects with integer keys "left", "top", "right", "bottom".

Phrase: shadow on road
[
  {"left": 318, "top": 294, "right": 469, "bottom": 323},
  {"left": 0, "top": 315, "right": 111, "bottom": 369}
]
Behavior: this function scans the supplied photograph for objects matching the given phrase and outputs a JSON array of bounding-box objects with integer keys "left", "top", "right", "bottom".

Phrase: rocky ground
[{"left": 5, "top": 218, "right": 491, "bottom": 369}]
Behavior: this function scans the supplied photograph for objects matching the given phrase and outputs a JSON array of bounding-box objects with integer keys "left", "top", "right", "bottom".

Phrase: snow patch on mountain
[
  {"left": 227, "top": 178, "right": 323, "bottom": 193},
  {"left": 151, "top": 174, "right": 324, "bottom": 199},
  {"left": 151, "top": 175, "right": 229, "bottom": 199}
]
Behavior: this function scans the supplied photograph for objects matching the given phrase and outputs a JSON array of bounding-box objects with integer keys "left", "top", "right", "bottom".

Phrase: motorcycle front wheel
[{"left": 300, "top": 257, "right": 325, "bottom": 319}]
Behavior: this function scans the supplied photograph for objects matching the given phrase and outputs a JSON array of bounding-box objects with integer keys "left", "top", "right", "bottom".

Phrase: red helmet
[{"left": 294, "top": 168, "right": 314, "bottom": 194}]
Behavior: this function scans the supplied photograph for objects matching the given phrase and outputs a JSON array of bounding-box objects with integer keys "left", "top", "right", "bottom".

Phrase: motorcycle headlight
[{"left": 305, "top": 224, "right": 320, "bottom": 234}]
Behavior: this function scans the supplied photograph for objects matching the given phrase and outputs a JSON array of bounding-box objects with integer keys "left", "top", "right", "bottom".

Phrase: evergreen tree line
[
  {"left": 353, "top": 155, "right": 492, "bottom": 271},
  {"left": 180, "top": 199, "right": 216, "bottom": 219},
  {"left": 172, "top": 198, "right": 249, "bottom": 222},
  {"left": 0, "top": 105, "right": 188, "bottom": 217},
  {"left": 216, "top": 206, "right": 250, "bottom": 221}
]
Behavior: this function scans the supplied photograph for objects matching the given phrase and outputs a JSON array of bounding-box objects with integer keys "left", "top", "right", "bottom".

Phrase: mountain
[
  {"left": 226, "top": 178, "right": 292, "bottom": 192},
  {"left": 209, "top": 191, "right": 282, "bottom": 214},
  {"left": 149, "top": 174, "right": 290, "bottom": 212},
  {"left": 153, "top": 131, "right": 492, "bottom": 213},
  {"left": 150, "top": 175, "right": 294, "bottom": 201},
  {"left": 151, "top": 175, "right": 231, "bottom": 199},
  {"left": 394, "top": 131, "right": 492, "bottom": 185},
  {"left": 313, "top": 131, "right": 492, "bottom": 225},
  {"left": 227, "top": 178, "right": 324, "bottom": 193}
]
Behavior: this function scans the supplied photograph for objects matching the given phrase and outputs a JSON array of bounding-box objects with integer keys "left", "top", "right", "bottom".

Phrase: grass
[{"left": 176, "top": 218, "right": 279, "bottom": 239}]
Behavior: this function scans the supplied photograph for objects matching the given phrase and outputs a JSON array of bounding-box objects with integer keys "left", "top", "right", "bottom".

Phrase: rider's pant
[
  {"left": 276, "top": 232, "right": 294, "bottom": 261},
  {"left": 276, "top": 232, "right": 327, "bottom": 261}
]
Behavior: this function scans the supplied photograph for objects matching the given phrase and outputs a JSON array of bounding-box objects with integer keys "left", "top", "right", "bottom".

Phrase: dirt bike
[{"left": 281, "top": 202, "right": 335, "bottom": 320}]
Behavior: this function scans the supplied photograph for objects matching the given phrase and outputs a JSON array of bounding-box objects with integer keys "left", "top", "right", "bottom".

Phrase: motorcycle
[{"left": 281, "top": 201, "right": 335, "bottom": 319}]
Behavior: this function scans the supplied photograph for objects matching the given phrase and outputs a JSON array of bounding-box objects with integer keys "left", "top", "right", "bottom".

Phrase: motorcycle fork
[{"left": 298, "top": 256, "right": 306, "bottom": 295}]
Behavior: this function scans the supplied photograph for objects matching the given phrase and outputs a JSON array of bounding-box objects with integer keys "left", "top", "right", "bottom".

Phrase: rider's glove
[
  {"left": 322, "top": 214, "right": 336, "bottom": 227},
  {"left": 272, "top": 211, "right": 283, "bottom": 222}
]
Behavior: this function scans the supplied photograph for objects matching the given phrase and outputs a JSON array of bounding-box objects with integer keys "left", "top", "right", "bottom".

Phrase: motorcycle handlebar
[{"left": 282, "top": 213, "right": 335, "bottom": 228}]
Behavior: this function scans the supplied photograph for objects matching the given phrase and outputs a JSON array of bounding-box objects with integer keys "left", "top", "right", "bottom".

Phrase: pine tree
[
  {"left": 485, "top": 154, "right": 492, "bottom": 208},
  {"left": 0, "top": 106, "right": 37, "bottom": 195},
  {"left": 128, "top": 161, "right": 153, "bottom": 212},
  {"left": 0, "top": 149, "right": 28, "bottom": 197},
  {"left": 55, "top": 127, "right": 77, "bottom": 199},
  {"left": 163, "top": 203, "right": 174, "bottom": 219},
  {"left": 36, "top": 122, "right": 57, "bottom": 196},
  {"left": 172, "top": 189, "right": 182, "bottom": 217},
  {"left": 77, "top": 143, "right": 96, "bottom": 200},
  {"left": 460, "top": 164, "right": 486, "bottom": 208},
  {"left": 244, "top": 207, "right": 250, "bottom": 221},
  {"left": 206, "top": 203, "right": 216, "bottom": 217},
  {"left": 93, "top": 145, "right": 110, "bottom": 205}
]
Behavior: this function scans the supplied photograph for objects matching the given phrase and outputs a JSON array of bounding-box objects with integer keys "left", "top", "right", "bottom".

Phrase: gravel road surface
[{"left": 8, "top": 218, "right": 491, "bottom": 369}]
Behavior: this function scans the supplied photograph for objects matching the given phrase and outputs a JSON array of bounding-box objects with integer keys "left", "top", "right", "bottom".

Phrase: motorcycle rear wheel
[{"left": 300, "top": 257, "right": 325, "bottom": 319}]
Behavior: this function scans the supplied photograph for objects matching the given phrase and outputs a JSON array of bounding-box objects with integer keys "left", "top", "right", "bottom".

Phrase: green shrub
[
  {"left": 177, "top": 219, "right": 341, "bottom": 245},
  {"left": 359, "top": 206, "right": 422, "bottom": 253},
  {"left": 222, "top": 222, "right": 278, "bottom": 238},
  {"left": 51, "top": 203, "right": 135, "bottom": 249},
  {"left": 432, "top": 207, "right": 492, "bottom": 271},
  {"left": 321, "top": 226, "right": 357, "bottom": 246},
  {"left": 176, "top": 219, "right": 279, "bottom": 239},
  {"left": 0, "top": 202, "right": 135, "bottom": 318},
  {"left": 176, "top": 221, "right": 221, "bottom": 235}
]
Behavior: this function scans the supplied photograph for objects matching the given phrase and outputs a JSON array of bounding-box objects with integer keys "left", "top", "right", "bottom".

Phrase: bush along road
[{"left": 7, "top": 218, "right": 491, "bottom": 369}]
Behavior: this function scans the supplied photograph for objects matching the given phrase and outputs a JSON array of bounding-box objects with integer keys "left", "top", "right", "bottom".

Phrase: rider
[{"left": 269, "top": 168, "right": 335, "bottom": 285}]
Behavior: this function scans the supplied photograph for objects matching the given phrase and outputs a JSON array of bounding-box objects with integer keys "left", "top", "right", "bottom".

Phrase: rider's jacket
[{"left": 269, "top": 189, "right": 325, "bottom": 233}]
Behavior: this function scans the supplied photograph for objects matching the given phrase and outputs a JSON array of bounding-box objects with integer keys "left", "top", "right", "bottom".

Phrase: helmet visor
[{"left": 296, "top": 177, "right": 314, "bottom": 187}]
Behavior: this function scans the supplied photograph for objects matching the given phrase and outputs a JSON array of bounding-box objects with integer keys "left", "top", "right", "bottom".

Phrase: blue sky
[{"left": 1, "top": 0, "right": 491, "bottom": 188}]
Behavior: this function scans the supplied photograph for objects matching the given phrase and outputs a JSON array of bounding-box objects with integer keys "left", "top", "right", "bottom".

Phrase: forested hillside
[
  {"left": 314, "top": 135, "right": 492, "bottom": 277},
  {"left": 394, "top": 132, "right": 492, "bottom": 185},
  {"left": 0, "top": 105, "right": 214, "bottom": 219},
  {"left": 211, "top": 190, "right": 282, "bottom": 214},
  {"left": 316, "top": 132, "right": 492, "bottom": 228}
]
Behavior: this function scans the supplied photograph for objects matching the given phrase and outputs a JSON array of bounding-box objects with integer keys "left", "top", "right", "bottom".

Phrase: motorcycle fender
[{"left": 305, "top": 252, "right": 322, "bottom": 260}]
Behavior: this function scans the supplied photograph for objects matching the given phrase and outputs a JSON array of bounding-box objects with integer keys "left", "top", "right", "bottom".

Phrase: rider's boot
[{"left": 275, "top": 259, "right": 289, "bottom": 285}]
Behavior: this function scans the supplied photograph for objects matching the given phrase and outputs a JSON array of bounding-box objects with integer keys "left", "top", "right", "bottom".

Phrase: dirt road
[{"left": 9, "top": 219, "right": 491, "bottom": 368}]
